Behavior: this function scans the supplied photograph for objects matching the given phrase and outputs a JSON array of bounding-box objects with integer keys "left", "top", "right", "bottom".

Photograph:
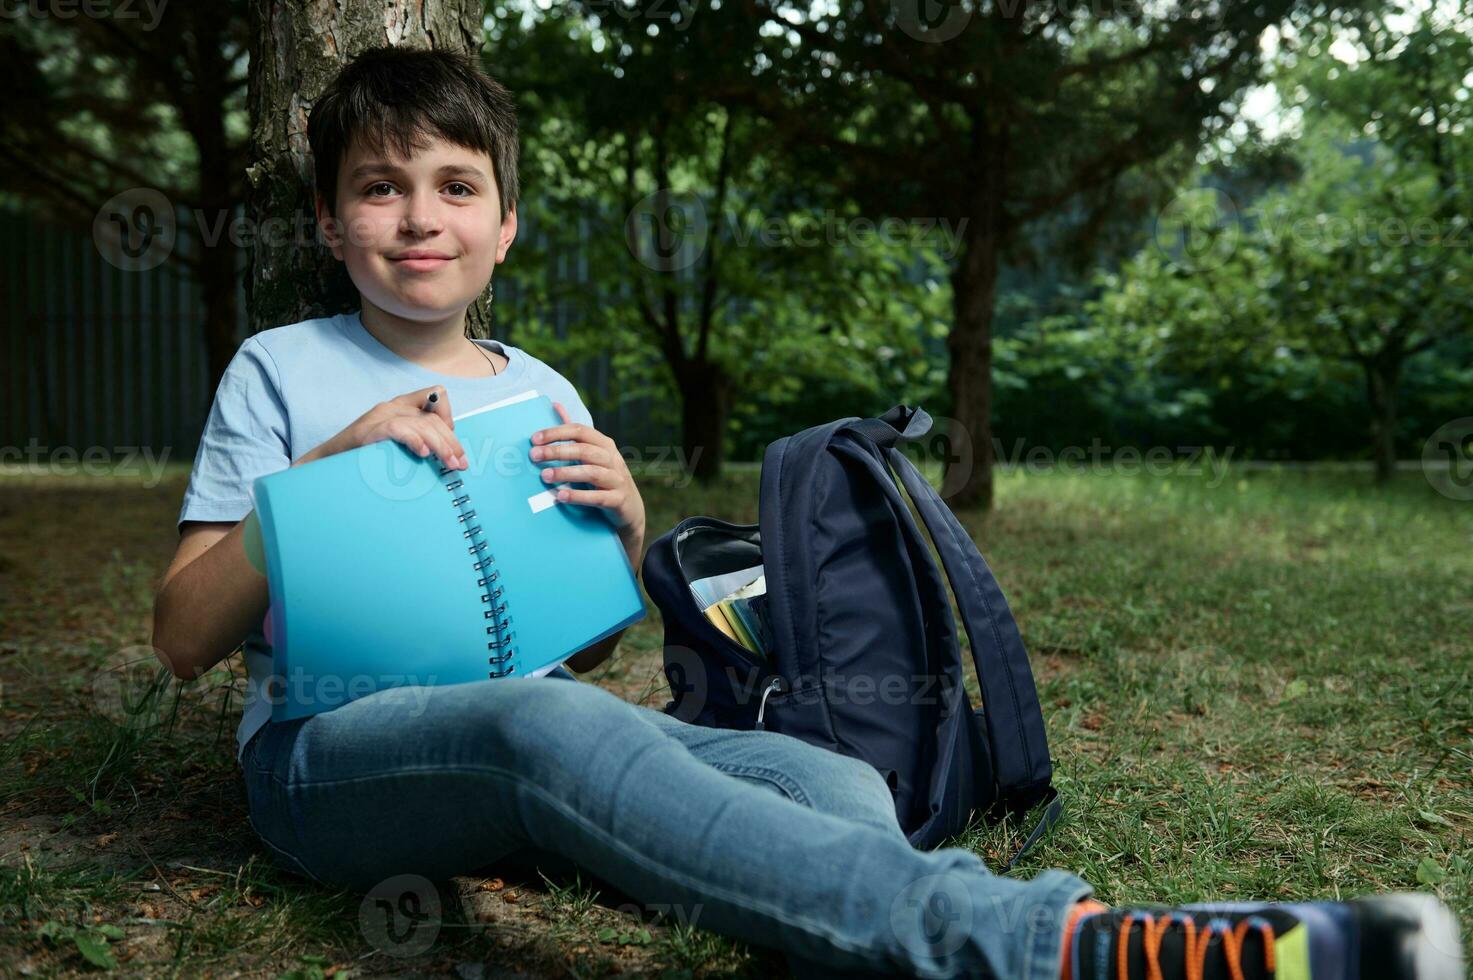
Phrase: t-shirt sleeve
[
  {"left": 177, "top": 337, "right": 291, "bottom": 535},
  {"left": 538, "top": 365, "right": 596, "bottom": 429}
]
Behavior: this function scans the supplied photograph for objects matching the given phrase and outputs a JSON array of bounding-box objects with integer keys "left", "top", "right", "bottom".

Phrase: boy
[{"left": 151, "top": 46, "right": 1463, "bottom": 979}]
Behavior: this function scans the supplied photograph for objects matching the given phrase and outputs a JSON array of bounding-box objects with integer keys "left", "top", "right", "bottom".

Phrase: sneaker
[{"left": 1067, "top": 892, "right": 1464, "bottom": 980}]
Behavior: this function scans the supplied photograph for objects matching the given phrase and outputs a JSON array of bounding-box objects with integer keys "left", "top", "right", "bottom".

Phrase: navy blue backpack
[{"left": 642, "top": 405, "right": 1062, "bottom": 867}]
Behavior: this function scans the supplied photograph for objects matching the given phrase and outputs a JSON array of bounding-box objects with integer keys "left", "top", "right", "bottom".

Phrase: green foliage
[
  {"left": 490, "top": 1, "right": 1381, "bottom": 475},
  {"left": 1079, "top": 6, "right": 1473, "bottom": 464},
  {"left": 494, "top": 8, "right": 952, "bottom": 446}
]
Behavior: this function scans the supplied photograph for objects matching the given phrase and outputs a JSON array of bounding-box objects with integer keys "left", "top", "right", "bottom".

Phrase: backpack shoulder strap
[
  {"left": 885, "top": 447, "right": 1063, "bottom": 868},
  {"left": 847, "top": 407, "right": 1055, "bottom": 797},
  {"left": 845, "top": 404, "right": 932, "bottom": 451},
  {"left": 885, "top": 447, "right": 1055, "bottom": 801}
]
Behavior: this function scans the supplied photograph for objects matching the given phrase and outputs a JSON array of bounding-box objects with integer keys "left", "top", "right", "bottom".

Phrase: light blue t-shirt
[{"left": 176, "top": 309, "right": 596, "bottom": 766}]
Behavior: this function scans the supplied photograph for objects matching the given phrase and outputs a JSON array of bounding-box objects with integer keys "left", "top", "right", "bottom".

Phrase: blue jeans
[{"left": 241, "top": 666, "right": 1091, "bottom": 978}]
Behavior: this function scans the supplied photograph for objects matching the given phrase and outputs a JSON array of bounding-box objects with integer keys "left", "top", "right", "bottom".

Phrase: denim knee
[
  {"left": 470, "top": 676, "right": 656, "bottom": 777},
  {"left": 812, "top": 752, "right": 906, "bottom": 838},
  {"left": 718, "top": 733, "right": 906, "bottom": 839}
]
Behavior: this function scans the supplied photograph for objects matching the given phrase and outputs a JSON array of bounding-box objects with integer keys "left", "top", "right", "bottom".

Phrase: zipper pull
[{"left": 754, "top": 676, "right": 788, "bottom": 730}]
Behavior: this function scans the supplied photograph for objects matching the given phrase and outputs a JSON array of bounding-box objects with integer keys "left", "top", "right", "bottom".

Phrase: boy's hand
[
  {"left": 531, "top": 403, "right": 646, "bottom": 542},
  {"left": 295, "top": 385, "right": 468, "bottom": 471}
]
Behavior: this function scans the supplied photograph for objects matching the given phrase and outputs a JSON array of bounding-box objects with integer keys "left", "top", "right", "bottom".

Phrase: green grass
[
  {"left": 0, "top": 461, "right": 1467, "bottom": 976},
  {"left": 958, "top": 466, "right": 1473, "bottom": 918}
]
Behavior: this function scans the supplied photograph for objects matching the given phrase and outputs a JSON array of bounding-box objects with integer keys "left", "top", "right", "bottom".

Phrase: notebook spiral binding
[{"left": 439, "top": 466, "right": 517, "bottom": 678}]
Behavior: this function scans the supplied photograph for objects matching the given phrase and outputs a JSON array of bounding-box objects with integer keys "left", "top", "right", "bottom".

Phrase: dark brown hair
[{"left": 308, "top": 46, "right": 519, "bottom": 223}]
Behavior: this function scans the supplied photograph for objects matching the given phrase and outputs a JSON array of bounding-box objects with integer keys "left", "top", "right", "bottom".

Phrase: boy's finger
[
  {"left": 533, "top": 442, "right": 608, "bottom": 466},
  {"left": 532, "top": 404, "right": 575, "bottom": 445},
  {"left": 420, "top": 417, "right": 466, "bottom": 466},
  {"left": 540, "top": 463, "right": 616, "bottom": 487},
  {"left": 554, "top": 487, "right": 620, "bottom": 510},
  {"left": 532, "top": 422, "right": 608, "bottom": 447},
  {"left": 399, "top": 385, "right": 455, "bottom": 429},
  {"left": 394, "top": 414, "right": 461, "bottom": 467}
]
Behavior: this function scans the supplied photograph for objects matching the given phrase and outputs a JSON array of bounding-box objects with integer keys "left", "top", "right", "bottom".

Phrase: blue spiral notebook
[{"left": 251, "top": 391, "right": 646, "bottom": 722}]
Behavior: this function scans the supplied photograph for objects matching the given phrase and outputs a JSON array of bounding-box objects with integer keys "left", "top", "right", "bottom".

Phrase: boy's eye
[{"left": 363, "top": 182, "right": 473, "bottom": 197}]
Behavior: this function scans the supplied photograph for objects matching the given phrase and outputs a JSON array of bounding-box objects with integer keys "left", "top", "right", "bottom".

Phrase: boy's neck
[{"left": 358, "top": 300, "right": 484, "bottom": 372}]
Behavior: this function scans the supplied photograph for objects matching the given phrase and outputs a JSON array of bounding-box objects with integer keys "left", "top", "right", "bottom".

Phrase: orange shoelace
[{"left": 1114, "top": 912, "right": 1277, "bottom": 980}]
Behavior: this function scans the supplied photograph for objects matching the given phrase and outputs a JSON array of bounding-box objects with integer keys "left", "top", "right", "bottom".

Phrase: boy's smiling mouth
[{"left": 389, "top": 249, "right": 455, "bottom": 272}]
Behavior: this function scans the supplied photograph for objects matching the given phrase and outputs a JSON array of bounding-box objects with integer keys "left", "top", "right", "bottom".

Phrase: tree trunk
[
  {"left": 945, "top": 219, "right": 1001, "bottom": 511},
  {"left": 245, "top": 0, "right": 487, "bottom": 335},
  {"left": 1364, "top": 357, "right": 1401, "bottom": 484},
  {"left": 185, "top": 5, "right": 244, "bottom": 402},
  {"left": 676, "top": 360, "right": 730, "bottom": 483}
]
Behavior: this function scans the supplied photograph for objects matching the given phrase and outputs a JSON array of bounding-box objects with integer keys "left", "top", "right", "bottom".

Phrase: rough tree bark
[{"left": 244, "top": 0, "right": 491, "bottom": 336}]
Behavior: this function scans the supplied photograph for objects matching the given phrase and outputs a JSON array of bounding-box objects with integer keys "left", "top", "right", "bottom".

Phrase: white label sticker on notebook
[{"left": 528, "top": 489, "right": 558, "bottom": 513}]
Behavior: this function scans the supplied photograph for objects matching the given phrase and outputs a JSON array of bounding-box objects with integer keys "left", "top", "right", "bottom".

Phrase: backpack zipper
[{"left": 753, "top": 675, "right": 789, "bottom": 730}]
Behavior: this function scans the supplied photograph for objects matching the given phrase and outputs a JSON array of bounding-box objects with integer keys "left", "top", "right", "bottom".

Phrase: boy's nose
[{"left": 400, "top": 203, "right": 444, "bottom": 236}]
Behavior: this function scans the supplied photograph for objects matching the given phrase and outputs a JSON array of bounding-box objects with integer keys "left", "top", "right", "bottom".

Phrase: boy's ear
[
  {"left": 495, "top": 203, "right": 518, "bottom": 265},
  {"left": 314, "top": 192, "right": 345, "bottom": 259}
]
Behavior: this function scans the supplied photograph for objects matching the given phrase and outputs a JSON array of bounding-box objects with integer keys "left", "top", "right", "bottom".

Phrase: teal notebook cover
[{"left": 252, "top": 392, "right": 646, "bottom": 721}]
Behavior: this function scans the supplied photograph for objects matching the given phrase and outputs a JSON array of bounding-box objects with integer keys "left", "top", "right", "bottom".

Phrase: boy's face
[{"left": 316, "top": 132, "right": 516, "bottom": 323}]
